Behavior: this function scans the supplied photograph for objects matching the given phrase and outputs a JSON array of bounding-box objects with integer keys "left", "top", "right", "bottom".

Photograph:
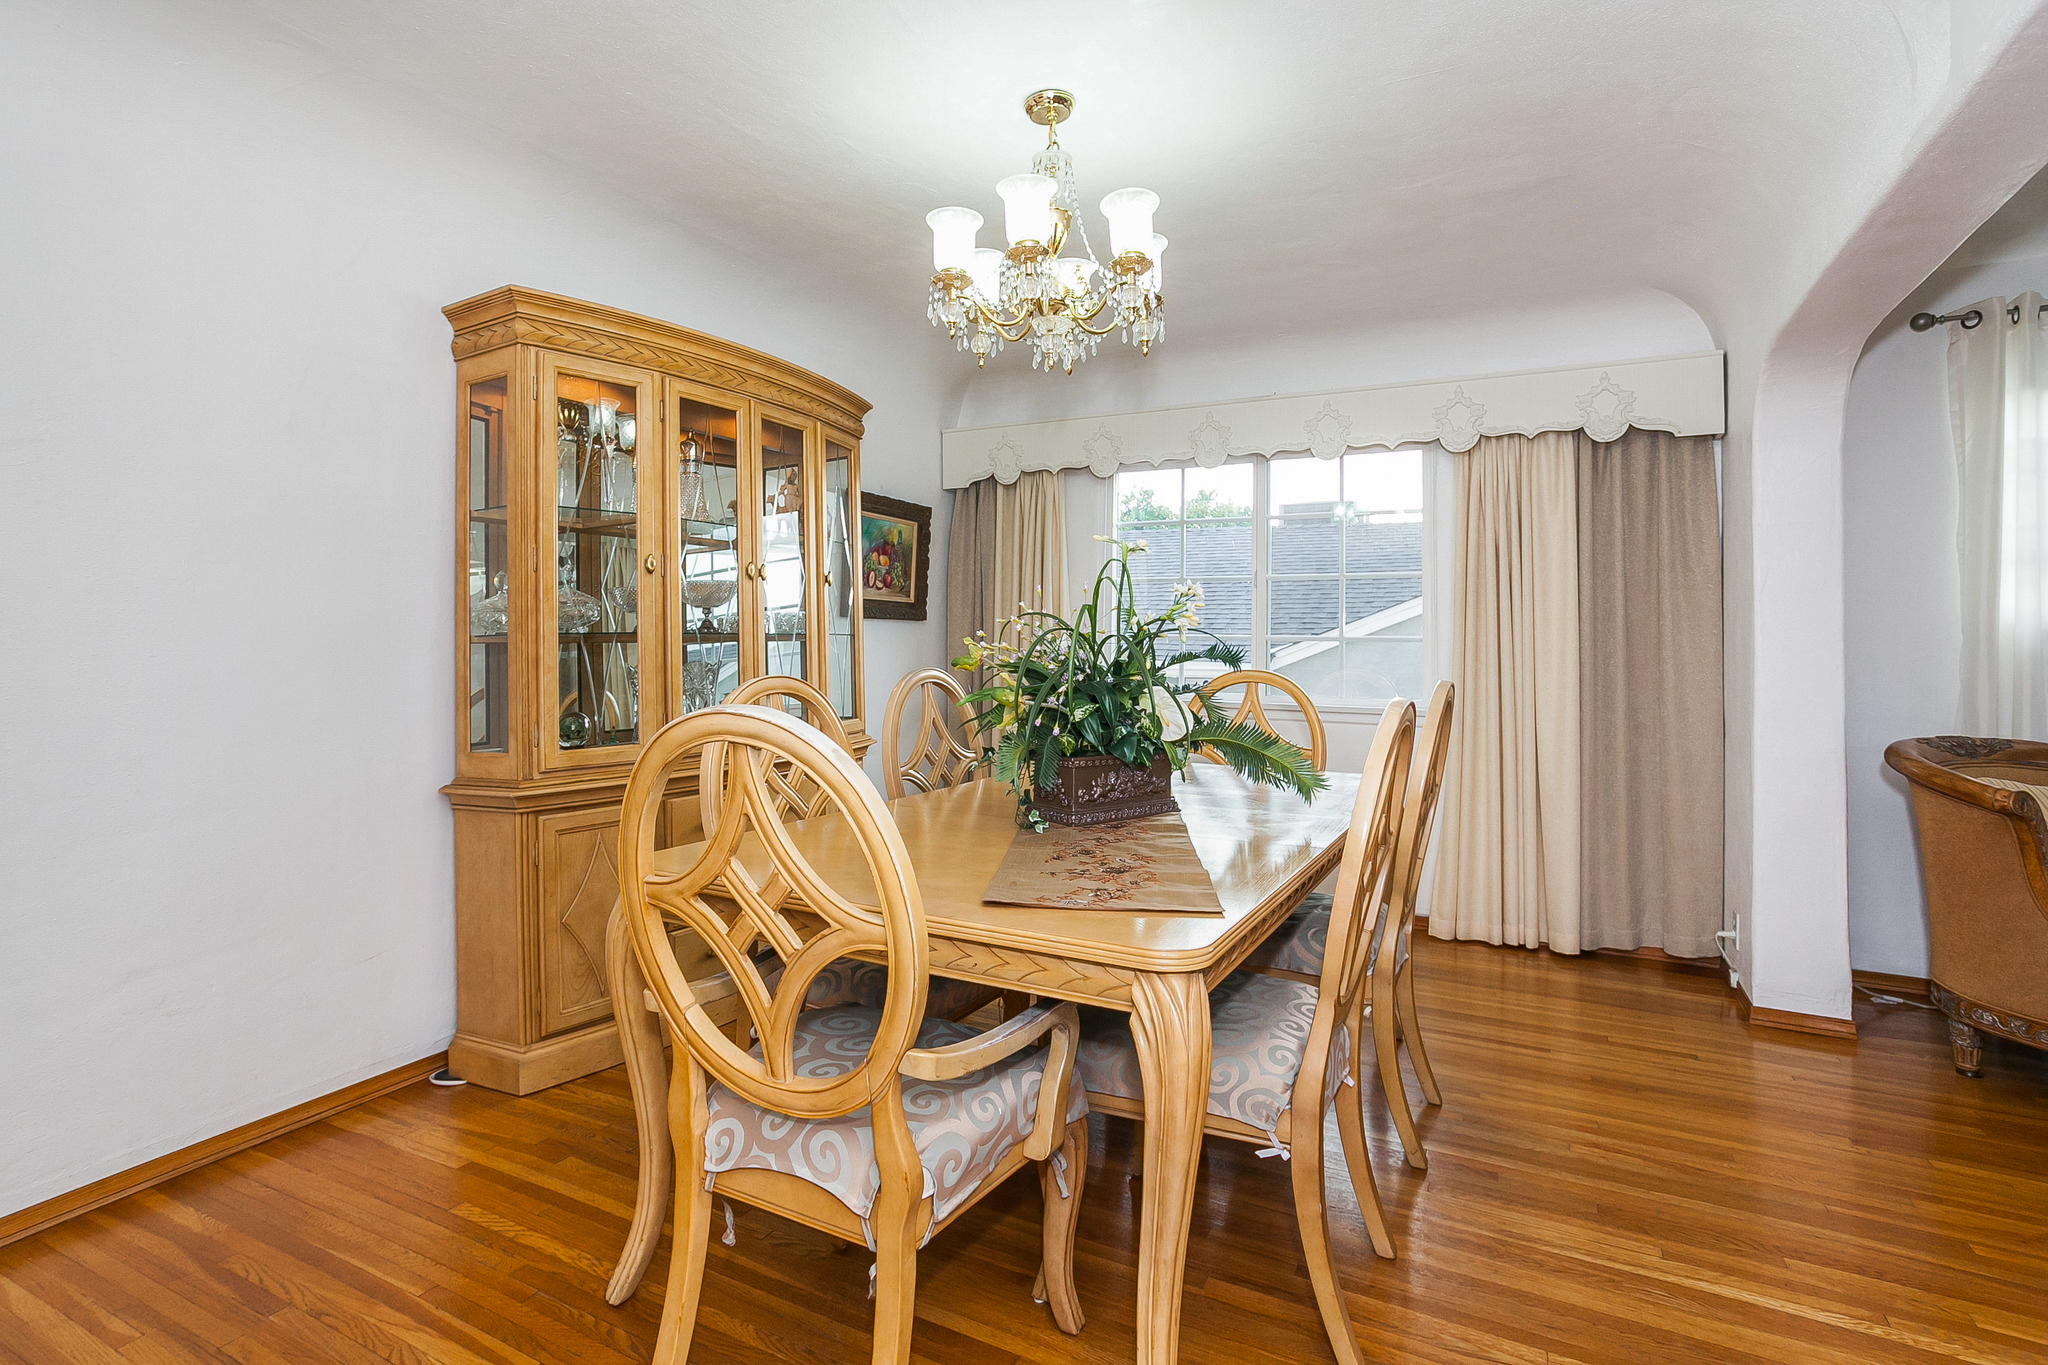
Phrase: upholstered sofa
[{"left": 1885, "top": 736, "right": 2048, "bottom": 1076}]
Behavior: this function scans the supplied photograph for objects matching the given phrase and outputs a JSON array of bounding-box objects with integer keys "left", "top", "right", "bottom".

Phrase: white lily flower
[{"left": 1148, "top": 685, "right": 1189, "bottom": 741}]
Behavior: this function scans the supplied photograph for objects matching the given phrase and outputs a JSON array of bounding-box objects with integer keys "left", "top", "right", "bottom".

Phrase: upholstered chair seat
[
  {"left": 1241, "top": 891, "right": 1335, "bottom": 978},
  {"left": 802, "top": 959, "right": 1004, "bottom": 1023},
  {"left": 706, "top": 1004, "right": 1088, "bottom": 1229},
  {"left": 1077, "top": 973, "right": 1348, "bottom": 1149}
]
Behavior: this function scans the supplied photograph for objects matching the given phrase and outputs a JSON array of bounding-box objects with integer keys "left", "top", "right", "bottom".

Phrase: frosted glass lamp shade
[
  {"left": 1143, "top": 233, "right": 1168, "bottom": 291},
  {"left": 968, "top": 247, "right": 1005, "bottom": 301},
  {"left": 926, "top": 207, "right": 983, "bottom": 273},
  {"left": 1052, "top": 257, "right": 1098, "bottom": 293},
  {"left": 1099, "top": 188, "right": 1159, "bottom": 259},
  {"left": 997, "top": 173, "right": 1057, "bottom": 246}
]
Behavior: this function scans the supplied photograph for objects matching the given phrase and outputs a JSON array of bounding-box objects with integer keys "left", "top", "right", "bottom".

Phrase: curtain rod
[{"left": 1910, "top": 301, "right": 2048, "bottom": 331}]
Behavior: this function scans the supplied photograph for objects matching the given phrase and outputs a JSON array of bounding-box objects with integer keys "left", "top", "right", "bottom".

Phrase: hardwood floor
[{"left": 4, "top": 939, "right": 2044, "bottom": 1364}]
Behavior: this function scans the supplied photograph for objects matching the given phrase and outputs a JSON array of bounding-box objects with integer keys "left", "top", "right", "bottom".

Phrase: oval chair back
[
  {"left": 1192, "top": 668, "right": 1327, "bottom": 770},
  {"left": 621, "top": 703, "right": 929, "bottom": 1123},
  {"left": 701, "top": 675, "right": 851, "bottom": 829},
  {"left": 881, "top": 667, "right": 981, "bottom": 801}
]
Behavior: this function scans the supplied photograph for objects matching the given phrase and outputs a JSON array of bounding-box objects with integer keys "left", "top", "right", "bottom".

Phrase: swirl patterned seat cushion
[
  {"left": 1239, "top": 891, "right": 1334, "bottom": 976},
  {"left": 703, "top": 1004, "right": 1087, "bottom": 1227},
  {"left": 1076, "top": 971, "right": 1348, "bottom": 1146},
  {"left": 800, "top": 959, "right": 1003, "bottom": 1021}
]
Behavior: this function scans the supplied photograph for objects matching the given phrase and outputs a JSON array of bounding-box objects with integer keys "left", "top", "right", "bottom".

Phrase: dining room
[{"left": 6, "top": 3, "right": 2048, "bottom": 1364}]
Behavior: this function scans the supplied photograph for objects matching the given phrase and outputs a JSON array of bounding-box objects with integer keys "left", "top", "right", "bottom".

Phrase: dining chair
[
  {"left": 619, "top": 704, "right": 1091, "bottom": 1365},
  {"left": 1192, "top": 668, "right": 1328, "bottom": 769},
  {"left": 880, "top": 667, "right": 982, "bottom": 801},
  {"left": 1073, "top": 701, "right": 1416, "bottom": 1365},
  {"left": 1244, "top": 679, "right": 1454, "bottom": 1170},
  {"left": 605, "top": 677, "right": 1007, "bottom": 1304},
  {"left": 703, "top": 675, "right": 851, "bottom": 827}
]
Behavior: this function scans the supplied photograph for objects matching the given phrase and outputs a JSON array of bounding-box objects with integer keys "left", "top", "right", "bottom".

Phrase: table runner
[{"left": 982, "top": 814, "right": 1226, "bottom": 914}]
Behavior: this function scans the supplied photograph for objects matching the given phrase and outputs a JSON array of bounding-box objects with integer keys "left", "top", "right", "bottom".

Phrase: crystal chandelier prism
[{"left": 925, "top": 90, "right": 1165, "bottom": 375}]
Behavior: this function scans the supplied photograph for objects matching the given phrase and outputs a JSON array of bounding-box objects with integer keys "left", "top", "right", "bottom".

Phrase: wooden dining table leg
[
  {"left": 1128, "top": 970, "right": 1212, "bottom": 1365},
  {"left": 604, "top": 901, "right": 673, "bottom": 1306}
]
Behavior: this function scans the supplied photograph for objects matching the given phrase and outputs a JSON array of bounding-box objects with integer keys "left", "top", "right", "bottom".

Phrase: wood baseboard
[
  {"left": 1744, "top": 1003, "right": 1858, "bottom": 1039},
  {"left": 0, "top": 1052, "right": 446, "bottom": 1251},
  {"left": 448, "top": 1021, "right": 622, "bottom": 1095},
  {"left": 1853, "top": 969, "right": 1932, "bottom": 1000}
]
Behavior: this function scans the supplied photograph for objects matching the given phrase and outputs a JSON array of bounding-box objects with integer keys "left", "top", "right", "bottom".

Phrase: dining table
[{"left": 602, "top": 761, "right": 1361, "bottom": 1365}]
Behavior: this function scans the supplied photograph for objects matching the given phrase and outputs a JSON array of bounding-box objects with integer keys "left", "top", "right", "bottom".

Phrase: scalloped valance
[{"left": 940, "top": 351, "right": 1725, "bottom": 487}]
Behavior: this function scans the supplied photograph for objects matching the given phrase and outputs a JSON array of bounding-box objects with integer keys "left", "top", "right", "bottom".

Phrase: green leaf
[{"left": 1184, "top": 718, "right": 1329, "bottom": 800}]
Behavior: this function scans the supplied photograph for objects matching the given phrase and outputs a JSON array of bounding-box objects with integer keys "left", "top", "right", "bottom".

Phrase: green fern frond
[{"left": 1183, "top": 718, "right": 1328, "bottom": 800}]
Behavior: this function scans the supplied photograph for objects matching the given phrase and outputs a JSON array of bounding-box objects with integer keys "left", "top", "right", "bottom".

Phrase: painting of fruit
[{"left": 859, "top": 492, "right": 930, "bottom": 621}]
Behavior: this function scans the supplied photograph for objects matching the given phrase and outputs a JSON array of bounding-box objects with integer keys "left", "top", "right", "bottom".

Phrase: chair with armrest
[
  {"left": 619, "top": 704, "right": 1089, "bottom": 1365},
  {"left": 1883, "top": 736, "right": 2048, "bottom": 1076}
]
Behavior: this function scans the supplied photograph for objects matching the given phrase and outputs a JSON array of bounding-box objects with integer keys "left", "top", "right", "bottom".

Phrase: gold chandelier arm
[
  {"left": 1071, "top": 293, "right": 1124, "bottom": 335},
  {"left": 967, "top": 297, "right": 1033, "bottom": 333}
]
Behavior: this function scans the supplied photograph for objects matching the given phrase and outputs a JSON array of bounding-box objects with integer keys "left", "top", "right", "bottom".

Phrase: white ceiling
[{"left": 214, "top": 0, "right": 1958, "bottom": 369}]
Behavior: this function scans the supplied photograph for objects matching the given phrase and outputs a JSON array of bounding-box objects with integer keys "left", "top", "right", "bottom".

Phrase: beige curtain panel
[
  {"left": 1576, "top": 430, "right": 1724, "bottom": 958},
  {"left": 945, "top": 471, "right": 1067, "bottom": 693},
  {"left": 1431, "top": 431, "right": 1583, "bottom": 953},
  {"left": 1432, "top": 427, "right": 1723, "bottom": 958}
]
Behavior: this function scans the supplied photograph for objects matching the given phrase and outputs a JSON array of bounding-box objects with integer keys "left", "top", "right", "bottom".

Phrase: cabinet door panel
[
  {"left": 536, "top": 807, "right": 622, "bottom": 1036},
  {"left": 822, "top": 434, "right": 861, "bottom": 720},
  {"left": 755, "top": 408, "right": 814, "bottom": 686},
  {"left": 541, "top": 355, "right": 657, "bottom": 771},
  {"left": 667, "top": 379, "right": 747, "bottom": 716}
]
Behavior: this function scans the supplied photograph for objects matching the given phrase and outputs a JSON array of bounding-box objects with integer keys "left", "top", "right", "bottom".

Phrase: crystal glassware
[{"left": 470, "top": 571, "right": 509, "bottom": 636}]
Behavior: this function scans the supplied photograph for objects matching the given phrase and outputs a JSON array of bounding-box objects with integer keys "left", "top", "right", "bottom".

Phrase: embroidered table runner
[{"left": 982, "top": 814, "right": 1226, "bottom": 914}]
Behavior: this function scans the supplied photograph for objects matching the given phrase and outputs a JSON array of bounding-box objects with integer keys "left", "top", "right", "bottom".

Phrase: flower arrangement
[{"left": 955, "top": 537, "right": 1327, "bottom": 829}]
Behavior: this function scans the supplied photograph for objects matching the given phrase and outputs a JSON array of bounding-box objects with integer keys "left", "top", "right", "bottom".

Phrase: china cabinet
[{"left": 443, "top": 287, "right": 870, "bottom": 1093}]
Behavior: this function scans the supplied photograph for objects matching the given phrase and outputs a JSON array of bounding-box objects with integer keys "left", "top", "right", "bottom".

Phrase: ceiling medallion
[{"left": 925, "top": 90, "right": 1166, "bottom": 375}]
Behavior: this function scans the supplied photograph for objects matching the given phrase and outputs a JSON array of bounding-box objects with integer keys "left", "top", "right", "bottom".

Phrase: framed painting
[{"left": 859, "top": 492, "right": 931, "bottom": 621}]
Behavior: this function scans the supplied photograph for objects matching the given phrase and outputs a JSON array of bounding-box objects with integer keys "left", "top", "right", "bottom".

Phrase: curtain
[
  {"left": 1430, "top": 431, "right": 1582, "bottom": 952},
  {"left": 1952, "top": 293, "right": 2048, "bottom": 739},
  {"left": 1576, "top": 430, "right": 1724, "bottom": 957},
  {"left": 945, "top": 471, "right": 1066, "bottom": 694}
]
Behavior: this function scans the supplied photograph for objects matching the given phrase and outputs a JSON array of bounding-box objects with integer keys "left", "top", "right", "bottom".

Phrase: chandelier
[{"left": 925, "top": 89, "right": 1165, "bottom": 375}]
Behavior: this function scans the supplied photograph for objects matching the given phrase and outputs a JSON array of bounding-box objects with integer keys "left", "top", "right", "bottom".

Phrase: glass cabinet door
[
  {"left": 757, "top": 413, "right": 810, "bottom": 683},
  {"left": 545, "top": 359, "right": 653, "bottom": 763},
  {"left": 672, "top": 386, "right": 744, "bottom": 713},
  {"left": 464, "top": 374, "right": 511, "bottom": 755},
  {"left": 822, "top": 437, "right": 859, "bottom": 719}
]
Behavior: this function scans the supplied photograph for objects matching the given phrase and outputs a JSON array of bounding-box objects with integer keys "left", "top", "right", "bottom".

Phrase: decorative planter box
[{"left": 1030, "top": 754, "right": 1178, "bottom": 827}]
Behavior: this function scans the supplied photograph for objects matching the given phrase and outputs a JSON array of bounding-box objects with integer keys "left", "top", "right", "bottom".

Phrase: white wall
[
  {"left": 0, "top": 1, "right": 955, "bottom": 1217},
  {"left": 1842, "top": 234, "right": 2048, "bottom": 978}
]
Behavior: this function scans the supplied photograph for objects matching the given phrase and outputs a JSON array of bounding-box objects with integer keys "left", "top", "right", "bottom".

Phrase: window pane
[
  {"left": 1344, "top": 513, "right": 1424, "bottom": 576},
  {"left": 1339, "top": 637, "right": 1424, "bottom": 701},
  {"left": 1117, "top": 467, "right": 1180, "bottom": 522},
  {"left": 1180, "top": 639, "right": 1251, "bottom": 686},
  {"left": 1342, "top": 449, "right": 1423, "bottom": 515},
  {"left": 1193, "top": 579, "right": 1253, "bottom": 639},
  {"left": 1185, "top": 519, "right": 1251, "bottom": 577},
  {"left": 1125, "top": 531, "right": 1183, "bottom": 577},
  {"left": 1269, "top": 513, "right": 1341, "bottom": 575},
  {"left": 1344, "top": 575, "right": 1423, "bottom": 622},
  {"left": 1270, "top": 453, "right": 1340, "bottom": 510},
  {"left": 1185, "top": 464, "right": 1253, "bottom": 519},
  {"left": 1270, "top": 578, "right": 1341, "bottom": 635}
]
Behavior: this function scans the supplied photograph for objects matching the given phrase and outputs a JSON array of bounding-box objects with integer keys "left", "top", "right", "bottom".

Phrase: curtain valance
[{"left": 940, "top": 351, "right": 1725, "bottom": 488}]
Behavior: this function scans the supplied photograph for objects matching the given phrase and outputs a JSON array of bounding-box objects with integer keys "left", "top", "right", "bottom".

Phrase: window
[{"left": 1114, "top": 449, "right": 1425, "bottom": 705}]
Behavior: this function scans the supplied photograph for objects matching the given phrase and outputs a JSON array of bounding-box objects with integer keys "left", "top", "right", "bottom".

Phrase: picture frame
[{"left": 858, "top": 492, "right": 932, "bottom": 621}]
